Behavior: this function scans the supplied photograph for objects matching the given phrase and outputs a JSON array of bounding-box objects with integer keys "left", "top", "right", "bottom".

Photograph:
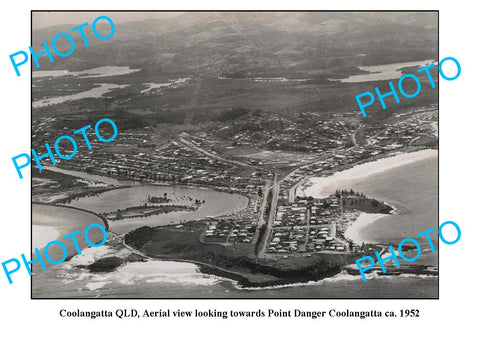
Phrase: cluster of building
[
  {"left": 207, "top": 103, "right": 436, "bottom": 158},
  {"left": 32, "top": 117, "right": 266, "bottom": 193},
  {"left": 366, "top": 105, "right": 438, "bottom": 149},
  {"left": 268, "top": 227, "right": 307, "bottom": 253},
  {"left": 277, "top": 147, "right": 375, "bottom": 203},
  {"left": 267, "top": 197, "right": 350, "bottom": 255},
  {"left": 203, "top": 218, "right": 257, "bottom": 244},
  {"left": 306, "top": 227, "right": 345, "bottom": 252},
  {"left": 203, "top": 182, "right": 265, "bottom": 244},
  {"left": 276, "top": 106, "right": 438, "bottom": 204},
  {"left": 207, "top": 112, "right": 356, "bottom": 153}
]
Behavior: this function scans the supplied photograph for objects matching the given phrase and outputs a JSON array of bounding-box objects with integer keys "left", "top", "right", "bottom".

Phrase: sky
[{"left": 32, "top": 12, "right": 183, "bottom": 30}]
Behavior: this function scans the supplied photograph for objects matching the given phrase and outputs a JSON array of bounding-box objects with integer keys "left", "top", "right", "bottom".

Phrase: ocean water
[
  {"left": 33, "top": 204, "right": 107, "bottom": 258},
  {"left": 352, "top": 156, "right": 438, "bottom": 249},
  {"left": 34, "top": 258, "right": 438, "bottom": 298},
  {"left": 32, "top": 156, "right": 438, "bottom": 298},
  {"left": 311, "top": 155, "right": 439, "bottom": 261}
]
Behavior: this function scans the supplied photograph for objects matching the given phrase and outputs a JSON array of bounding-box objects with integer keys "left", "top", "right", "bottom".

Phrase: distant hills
[
  {"left": 31, "top": 12, "right": 438, "bottom": 124},
  {"left": 32, "top": 12, "right": 438, "bottom": 76}
]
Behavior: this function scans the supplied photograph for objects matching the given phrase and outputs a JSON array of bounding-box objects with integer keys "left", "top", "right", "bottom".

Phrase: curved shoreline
[
  {"left": 121, "top": 232, "right": 435, "bottom": 289},
  {"left": 32, "top": 225, "right": 61, "bottom": 249},
  {"left": 301, "top": 149, "right": 438, "bottom": 198},
  {"left": 344, "top": 213, "right": 388, "bottom": 244},
  {"left": 35, "top": 167, "right": 252, "bottom": 229},
  {"left": 34, "top": 181, "right": 251, "bottom": 235},
  {"left": 42, "top": 165, "right": 255, "bottom": 198},
  {"left": 301, "top": 149, "right": 437, "bottom": 246},
  {"left": 33, "top": 202, "right": 110, "bottom": 231}
]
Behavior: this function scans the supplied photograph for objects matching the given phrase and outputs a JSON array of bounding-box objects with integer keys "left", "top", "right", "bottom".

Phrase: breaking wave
[{"left": 234, "top": 270, "right": 437, "bottom": 291}]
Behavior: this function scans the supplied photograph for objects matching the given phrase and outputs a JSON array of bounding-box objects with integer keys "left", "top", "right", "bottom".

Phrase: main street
[
  {"left": 178, "top": 135, "right": 251, "bottom": 168},
  {"left": 258, "top": 173, "right": 279, "bottom": 258}
]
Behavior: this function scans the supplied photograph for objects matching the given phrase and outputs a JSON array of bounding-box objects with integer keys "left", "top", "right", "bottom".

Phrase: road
[
  {"left": 258, "top": 173, "right": 279, "bottom": 258},
  {"left": 288, "top": 180, "right": 302, "bottom": 203},
  {"left": 178, "top": 136, "right": 251, "bottom": 168},
  {"left": 251, "top": 178, "right": 271, "bottom": 245}
]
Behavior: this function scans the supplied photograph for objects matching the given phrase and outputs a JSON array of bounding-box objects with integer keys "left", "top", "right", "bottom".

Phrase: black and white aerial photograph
[{"left": 31, "top": 11, "right": 439, "bottom": 298}]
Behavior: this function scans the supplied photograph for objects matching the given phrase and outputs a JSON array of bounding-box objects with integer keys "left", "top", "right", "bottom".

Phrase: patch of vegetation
[
  {"left": 124, "top": 225, "right": 354, "bottom": 287},
  {"left": 218, "top": 107, "right": 251, "bottom": 122}
]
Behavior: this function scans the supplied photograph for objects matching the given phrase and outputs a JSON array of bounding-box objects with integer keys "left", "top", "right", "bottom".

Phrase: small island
[
  {"left": 103, "top": 204, "right": 198, "bottom": 221},
  {"left": 102, "top": 193, "right": 205, "bottom": 221}
]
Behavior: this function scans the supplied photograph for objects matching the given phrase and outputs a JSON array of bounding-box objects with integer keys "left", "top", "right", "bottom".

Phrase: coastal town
[
  {"left": 29, "top": 11, "right": 441, "bottom": 300},
  {"left": 32, "top": 103, "right": 437, "bottom": 259}
]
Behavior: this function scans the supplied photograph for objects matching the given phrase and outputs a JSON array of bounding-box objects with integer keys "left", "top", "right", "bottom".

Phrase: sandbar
[{"left": 32, "top": 225, "right": 60, "bottom": 249}]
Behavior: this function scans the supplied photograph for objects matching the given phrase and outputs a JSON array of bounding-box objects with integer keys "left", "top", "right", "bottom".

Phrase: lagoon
[
  {"left": 32, "top": 83, "right": 128, "bottom": 108},
  {"left": 334, "top": 59, "right": 435, "bottom": 83},
  {"left": 32, "top": 66, "right": 140, "bottom": 79},
  {"left": 64, "top": 184, "right": 249, "bottom": 234}
]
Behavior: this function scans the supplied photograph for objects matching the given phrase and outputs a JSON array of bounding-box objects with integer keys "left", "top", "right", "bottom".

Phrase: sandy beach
[
  {"left": 301, "top": 149, "right": 438, "bottom": 245},
  {"left": 32, "top": 225, "right": 60, "bottom": 249},
  {"left": 344, "top": 213, "right": 387, "bottom": 244},
  {"left": 301, "top": 149, "right": 438, "bottom": 198}
]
